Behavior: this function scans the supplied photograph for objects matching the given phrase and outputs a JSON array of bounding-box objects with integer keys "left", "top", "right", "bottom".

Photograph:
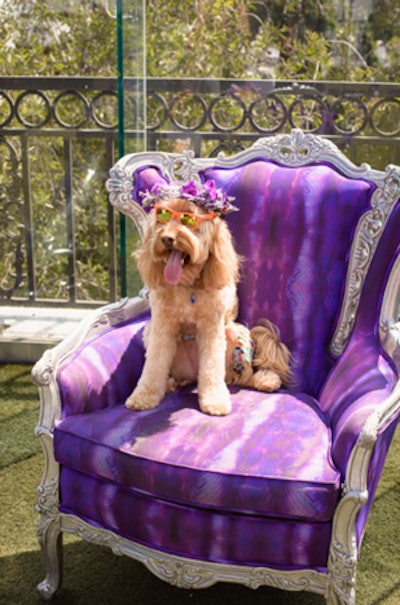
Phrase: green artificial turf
[{"left": 0, "top": 362, "right": 399, "bottom": 604}]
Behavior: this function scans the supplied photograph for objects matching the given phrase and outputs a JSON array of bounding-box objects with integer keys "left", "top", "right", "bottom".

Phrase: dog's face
[
  {"left": 150, "top": 198, "right": 214, "bottom": 286},
  {"left": 137, "top": 197, "right": 239, "bottom": 290}
]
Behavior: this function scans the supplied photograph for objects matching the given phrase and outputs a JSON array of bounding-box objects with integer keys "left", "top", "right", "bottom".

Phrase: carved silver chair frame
[{"left": 33, "top": 130, "right": 400, "bottom": 604}]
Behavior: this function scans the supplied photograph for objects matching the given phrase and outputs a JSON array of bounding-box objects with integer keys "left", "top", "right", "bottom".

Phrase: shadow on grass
[
  {"left": 0, "top": 540, "right": 325, "bottom": 605},
  {"left": 2, "top": 515, "right": 400, "bottom": 605}
]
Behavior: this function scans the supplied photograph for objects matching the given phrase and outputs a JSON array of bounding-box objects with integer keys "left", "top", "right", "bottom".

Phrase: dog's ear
[
  {"left": 202, "top": 219, "right": 240, "bottom": 289},
  {"left": 136, "top": 229, "right": 165, "bottom": 289}
]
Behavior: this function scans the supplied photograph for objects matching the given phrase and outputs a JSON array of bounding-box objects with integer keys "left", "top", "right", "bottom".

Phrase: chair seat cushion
[{"left": 54, "top": 387, "right": 340, "bottom": 523}]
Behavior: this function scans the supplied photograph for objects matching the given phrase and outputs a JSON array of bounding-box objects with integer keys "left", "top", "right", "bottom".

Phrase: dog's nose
[{"left": 161, "top": 236, "right": 175, "bottom": 250}]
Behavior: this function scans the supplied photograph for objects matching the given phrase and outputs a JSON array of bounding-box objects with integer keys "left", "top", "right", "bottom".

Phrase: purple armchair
[{"left": 33, "top": 130, "right": 400, "bottom": 604}]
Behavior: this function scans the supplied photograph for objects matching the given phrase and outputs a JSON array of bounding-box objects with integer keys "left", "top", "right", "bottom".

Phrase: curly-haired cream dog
[{"left": 126, "top": 179, "right": 290, "bottom": 416}]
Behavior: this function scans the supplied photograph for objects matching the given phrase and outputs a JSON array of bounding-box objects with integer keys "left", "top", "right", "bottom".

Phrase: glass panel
[
  {"left": 116, "top": 0, "right": 146, "bottom": 297},
  {"left": 0, "top": 0, "right": 145, "bottom": 305},
  {"left": 116, "top": 0, "right": 398, "bottom": 297},
  {"left": 142, "top": 1, "right": 399, "bottom": 166},
  {"left": 1, "top": 1, "right": 398, "bottom": 305}
]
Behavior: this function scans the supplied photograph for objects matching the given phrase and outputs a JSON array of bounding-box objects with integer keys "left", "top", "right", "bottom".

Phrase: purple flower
[
  {"left": 150, "top": 183, "right": 163, "bottom": 194},
  {"left": 203, "top": 179, "right": 218, "bottom": 201},
  {"left": 181, "top": 180, "right": 199, "bottom": 198}
]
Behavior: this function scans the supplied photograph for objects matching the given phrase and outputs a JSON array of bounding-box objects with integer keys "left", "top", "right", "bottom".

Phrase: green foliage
[
  {"left": 265, "top": 0, "right": 337, "bottom": 33},
  {"left": 0, "top": 0, "right": 116, "bottom": 76},
  {"left": 1, "top": 1, "right": 398, "bottom": 87},
  {"left": 145, "top": 0, "right": 399, "bottom": 82},
  {"left": 373, "top": 36, "right": 400, "bottom": 82},
  {"left": 368, "top": 0, "right": 400, "bottom": 42},
  {"left": 146, "top": 0, "right": 253, "bottom": 78},
  {"left": 0, "top": 1, "right": 118, "bottom": 302}
]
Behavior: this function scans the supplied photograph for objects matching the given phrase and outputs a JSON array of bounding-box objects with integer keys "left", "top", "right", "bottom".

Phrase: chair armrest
[
  {"left": 380, "top": 320, "right": 400, "bottom": 374},
  {"left": 322, "top": 325, "right": 400, "bottom": 563},
  {"left": 344, "top": 380, "right": 400, "bottom": 491},
  {"left": 327, "top": 379, "right": 400, "bottom": 574},
  {"left": 32, "top": 296, "right": 149, "bottom": 427},
  {"left": 319, "top": 330, "right": 399, "bottom": 478}
]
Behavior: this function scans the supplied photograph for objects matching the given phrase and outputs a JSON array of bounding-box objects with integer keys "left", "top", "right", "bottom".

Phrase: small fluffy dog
[{"left": 126, "top": 179, "right": 290, "bottom": 416}]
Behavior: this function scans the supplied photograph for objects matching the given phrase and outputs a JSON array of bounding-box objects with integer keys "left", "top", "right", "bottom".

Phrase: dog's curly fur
[{"left": 126, "top": 197, "right": 290, "bottom": 415}]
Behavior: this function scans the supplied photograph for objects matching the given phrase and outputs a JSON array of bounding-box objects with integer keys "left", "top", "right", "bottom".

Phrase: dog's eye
[
  {"left": 180, "top": 214, "right": 197, "bottom": 229},
  {"left": 156, "top": 208, "right": 173, "bottom": 223}
]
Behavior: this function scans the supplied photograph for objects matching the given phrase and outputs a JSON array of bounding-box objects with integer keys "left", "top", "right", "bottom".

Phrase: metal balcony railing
[{"left": 1, "top": 76, "right": 399, "bottom": 306}]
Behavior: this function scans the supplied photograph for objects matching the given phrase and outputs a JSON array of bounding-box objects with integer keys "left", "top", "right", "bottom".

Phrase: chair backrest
[{"left": 108, "top": 130, "right": 400, "bottom": 398}]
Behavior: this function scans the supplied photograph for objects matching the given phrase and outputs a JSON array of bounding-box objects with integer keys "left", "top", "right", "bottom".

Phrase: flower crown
[{"left": 140, "top": 179, "right": 238, "bottom": 216}]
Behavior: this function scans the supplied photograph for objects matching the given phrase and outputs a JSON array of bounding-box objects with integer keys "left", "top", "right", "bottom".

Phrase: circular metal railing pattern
[
  {"left": 0, "top": 91, "right": 14, "bottom": 128},
  {"left": 53, "top": 90, "right": 90, "bottom": 129},
  {"left": 2, "top": 89, "right": 119, "bottom": 130},
  {"left": 144, "top": 85, "right": 400, "bottom": 140},
  {"left": 0, "top": 77, "right": 399, "bottom": 303},
  {"left": 0, "top": 81, "right": 398, "bottom": 139},
  {"left": 370, "top": 97, "right": 400, "bottom": 137},
  {"left": 248, "top": 94, "right": 287, "bottom": 133}
]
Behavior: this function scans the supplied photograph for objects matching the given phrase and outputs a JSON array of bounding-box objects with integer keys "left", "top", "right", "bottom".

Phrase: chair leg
[
  {"left": 35, "top": 406, "right": 63, "bottom": 599},
  {"left": 37, "top": 513, "right": 63, "bottom": 601},
  {"left": 325, "top": 559, "right": 356, "bottom": 605},
  {"left": 325, "top": 587, "right": 355, "bottom": 605}
]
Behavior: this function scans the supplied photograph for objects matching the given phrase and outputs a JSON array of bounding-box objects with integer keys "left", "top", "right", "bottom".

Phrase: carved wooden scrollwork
[
  {"left": 332, "top": 164, "right": 400, "bottom": 355},
  {"left": 326, "top": 539, "right": 358, "bottom": 605},
  {"left": 58, "top": 513, "right": 328, "bottom": 596},
  {"left": 36, "top": 476, "right": 60, "bottom": 539},
  {"left": 252, "top": 129, "right": 341, "bottom": 164},
  {"left": 145, "top": 558, "right": 217, "bottom": 589}
]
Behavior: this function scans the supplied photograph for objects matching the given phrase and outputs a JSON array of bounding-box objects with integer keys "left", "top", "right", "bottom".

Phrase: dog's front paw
[
  {"left": 252, "top": 369, "right": 282, "bottom": 392},
  {"left": 199, "top": 386, "right": 232, "bottom": 416},
  {"left": 125, "top": 386, "right": 163, "bottom": 411}
]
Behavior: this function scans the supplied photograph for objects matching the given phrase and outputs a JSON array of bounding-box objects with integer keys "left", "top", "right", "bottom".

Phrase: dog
[{"left": 125, "top": 179, "right": 290, "bottom": 416}]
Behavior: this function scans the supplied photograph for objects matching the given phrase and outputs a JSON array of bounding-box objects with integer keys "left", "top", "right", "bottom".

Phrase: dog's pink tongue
[{"left": 164, "top": 250, "right": 184, "bottom": 285}]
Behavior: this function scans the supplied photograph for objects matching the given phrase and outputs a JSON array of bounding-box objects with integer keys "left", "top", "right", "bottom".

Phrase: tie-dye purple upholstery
[
  {"left": 54, "top": 388, "right": 339, "bottom": 521},
  {"left": 58, "top": 465, "right": 332, "bottom": 569},
  {"left": 58, "top": 313, "right": 148, "bottom": 418},
  {"left": 201, "top": 161, "right": 375, "bottom": 396},
  {"left": 59, "top": 464, "right": 333, "bottom": 569},
  {"left": 320, "top": 333, "right": 396, "bottom": 476},
  {"left": 52, "top": 157, "right": 400, "bottom": 575}
]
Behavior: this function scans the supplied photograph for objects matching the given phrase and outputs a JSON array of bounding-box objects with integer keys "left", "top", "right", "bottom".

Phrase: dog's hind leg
[
  {"left": 249, "top": 320, "right": 291, "bottom": 391},
  {"left": 246, "top": 368, "right": 282, "bottom": 392}
]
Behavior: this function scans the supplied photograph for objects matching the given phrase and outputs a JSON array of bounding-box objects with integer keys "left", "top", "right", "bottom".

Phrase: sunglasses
[{"left": 154, "top": 204, "right": 216, "bottom": 230}]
